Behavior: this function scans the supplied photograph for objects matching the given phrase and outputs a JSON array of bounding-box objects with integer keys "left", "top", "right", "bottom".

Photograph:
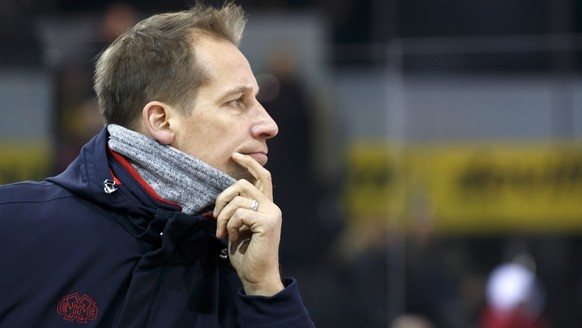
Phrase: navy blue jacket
[{"left": 0, "top": 128, "right": 314, "bottom": 327}]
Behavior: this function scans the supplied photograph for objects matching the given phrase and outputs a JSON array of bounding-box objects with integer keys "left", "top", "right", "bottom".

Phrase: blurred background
[{"left": 2, "top": 0, "right": 582, "bottom": 327}]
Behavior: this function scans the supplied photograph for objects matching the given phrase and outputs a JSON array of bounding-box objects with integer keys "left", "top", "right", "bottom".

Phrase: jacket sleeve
[{"left": 234, "top": 278, "right": 315, "bottom": 328}]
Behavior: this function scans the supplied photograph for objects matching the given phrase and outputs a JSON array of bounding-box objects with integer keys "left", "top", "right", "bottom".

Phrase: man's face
[{"left": 170, "top": 36, "right": 279, "bottom": 181}]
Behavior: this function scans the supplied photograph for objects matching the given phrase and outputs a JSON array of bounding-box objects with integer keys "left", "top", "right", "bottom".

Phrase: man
[{"left": 0, "top": 3, "right": 314, "bottom": 327}]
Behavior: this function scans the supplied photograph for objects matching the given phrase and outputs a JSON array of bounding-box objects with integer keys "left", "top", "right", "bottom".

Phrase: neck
[{"left": 107, "top": 124, "right": 236, "bottom": 215}]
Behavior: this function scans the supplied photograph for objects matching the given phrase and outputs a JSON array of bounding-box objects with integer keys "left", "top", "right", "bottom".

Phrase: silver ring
[{"left": 250, "top": 199, "right": 259, "bottom": 212}]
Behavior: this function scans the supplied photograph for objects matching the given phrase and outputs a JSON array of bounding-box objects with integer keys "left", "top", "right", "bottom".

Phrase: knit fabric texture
[{"left": 107, "top": 124, "right": 236, "bottom": 215}]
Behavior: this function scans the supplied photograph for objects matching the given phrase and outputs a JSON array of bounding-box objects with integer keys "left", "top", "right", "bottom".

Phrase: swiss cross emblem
[{"left": 56, "top": 292, "right": 99, "bottom": 324}]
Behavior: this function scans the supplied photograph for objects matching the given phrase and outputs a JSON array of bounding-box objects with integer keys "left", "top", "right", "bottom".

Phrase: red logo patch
[{"left": 57, "top": 292, "right": 99, "bottom": 324}]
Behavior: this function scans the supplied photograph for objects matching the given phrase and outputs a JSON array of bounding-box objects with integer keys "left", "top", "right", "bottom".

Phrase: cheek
[
  {"left": 180, "top": 115, "right": 247, "bottom": 170},
  {"left": 193, "top": 136, "right": 237, "bottom": 170}
]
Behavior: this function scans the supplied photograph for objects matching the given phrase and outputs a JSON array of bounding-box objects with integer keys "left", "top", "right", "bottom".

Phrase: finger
[
  {"left": 232, "top": 152, "right": 273, "bottom": 199},
  {"left": 220, "top": 196, "right": 257, "bottom": 218},
  {"left": 215, "top": 196, "right": 258, "bottom": 238},
  {"left": 226, "top": 208, "right": 258, "bottom": 244},
  {"left": 229, "top": 226, "right": 252, "bottom": 252},
  {"left": 230, "top": 237, "right": 251, "bottom": 256},
  {"left": 213, "top": 179, "right": 259, "bottom": 217},
  {"left": 213, "top": 196, "right": 241, "bottom": 238}
]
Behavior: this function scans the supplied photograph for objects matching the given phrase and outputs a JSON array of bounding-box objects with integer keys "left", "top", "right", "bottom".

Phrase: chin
[{"left": 229, "top": 169, "right": 255, "bottom": 183}]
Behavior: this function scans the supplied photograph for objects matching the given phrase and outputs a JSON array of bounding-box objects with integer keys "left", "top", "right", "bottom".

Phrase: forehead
[
  {"left": 193, "top": 35, "right": 258, "bottom": 93},
  {"left": 194, "top": 35, "right": 247, "bottom": 70}
]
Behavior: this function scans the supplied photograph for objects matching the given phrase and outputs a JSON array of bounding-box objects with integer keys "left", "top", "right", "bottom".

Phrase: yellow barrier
[
  {"left": 0, "top": 141, "right": 53, "bottom": 184},
  {"left": 345, "top": 141, "right": 582, "bottom": 234}
]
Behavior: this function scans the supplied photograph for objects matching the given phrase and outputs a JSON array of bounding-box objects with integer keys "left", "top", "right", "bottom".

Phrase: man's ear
[{"left": 142, "top": 101, "right": 175, "bottom": 145}]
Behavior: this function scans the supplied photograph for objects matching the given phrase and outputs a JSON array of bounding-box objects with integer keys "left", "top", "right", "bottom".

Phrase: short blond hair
[{"left": 94, "top": 2, "right": 247, "bottom": 129}]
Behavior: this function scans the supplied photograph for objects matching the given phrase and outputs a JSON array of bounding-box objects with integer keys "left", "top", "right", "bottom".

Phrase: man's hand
[{"left": 213, "top": 152, "right": 284, "bottom": 296}]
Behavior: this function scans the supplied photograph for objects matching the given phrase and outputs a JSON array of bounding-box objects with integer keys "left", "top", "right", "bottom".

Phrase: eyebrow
[{"left": 221, "top": 85, "right": 260, "bottom": 99}]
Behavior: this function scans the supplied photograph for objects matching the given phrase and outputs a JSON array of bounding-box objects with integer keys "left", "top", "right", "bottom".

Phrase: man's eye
[{"left": 228, "top": 98, "right": 244, "bottom": 108}]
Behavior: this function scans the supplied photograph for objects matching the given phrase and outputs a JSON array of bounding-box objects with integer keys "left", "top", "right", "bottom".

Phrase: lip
[{"left": 245, "top": 152, "right": 268, "bottom": 165}]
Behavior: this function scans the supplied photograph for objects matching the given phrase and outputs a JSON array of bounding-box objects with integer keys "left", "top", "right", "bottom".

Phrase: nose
[{"left": 251, "top": 102, "right": 279, "bottom": 139}]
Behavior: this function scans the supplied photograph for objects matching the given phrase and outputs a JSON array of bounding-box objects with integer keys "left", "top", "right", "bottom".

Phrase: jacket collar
[
  {"left": 47, "top": 128, "right": 226, "bottom": 264},
  {"left": 47, "top": 127, "right": 181, "bottom": 220}
]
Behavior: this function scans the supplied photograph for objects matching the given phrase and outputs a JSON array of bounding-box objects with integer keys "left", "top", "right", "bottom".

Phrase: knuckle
[
  {"left": 240, "top": 179, "right": 253, "bottom": 188},
  {"left": 229, "top": 209, "right": 243, "bottom": 223},
  {"left": 263, "top": 170, "right": 272, "bottom": 181},
  {"left": 233, "top": 195, "right": 245, "bottom": 205}
]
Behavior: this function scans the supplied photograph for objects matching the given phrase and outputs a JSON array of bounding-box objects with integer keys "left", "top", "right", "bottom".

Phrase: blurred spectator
[
  {"left": 404, "top": 191, "right": 470, "bottom": 328},
  {"left": 257, "top": 45, "right": 327, "bottom": 263},
  {"left": 54, "top": 2, "right": 137, "bottom": 172},
  {"left": 0, "top": 0, "right": 42, "bottom": 66},
  {"left": 92, "top": 2, "right": 137, "bottom": 57},
  {"left": 481, "top": 256, "right": 551, "bottom": 328},
  {"left": 391, "top": 314, "right": 434, "bottom": 328}
]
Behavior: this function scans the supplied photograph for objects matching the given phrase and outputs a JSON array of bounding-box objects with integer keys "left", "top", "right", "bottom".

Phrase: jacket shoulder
[{"left": 0, "top": 180, "right": 74, "bottom": 205}]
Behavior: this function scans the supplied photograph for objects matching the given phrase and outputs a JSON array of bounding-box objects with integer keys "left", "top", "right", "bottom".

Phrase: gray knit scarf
[{"left": 107, "top": 124, "right": 236, "bottom": 215}]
